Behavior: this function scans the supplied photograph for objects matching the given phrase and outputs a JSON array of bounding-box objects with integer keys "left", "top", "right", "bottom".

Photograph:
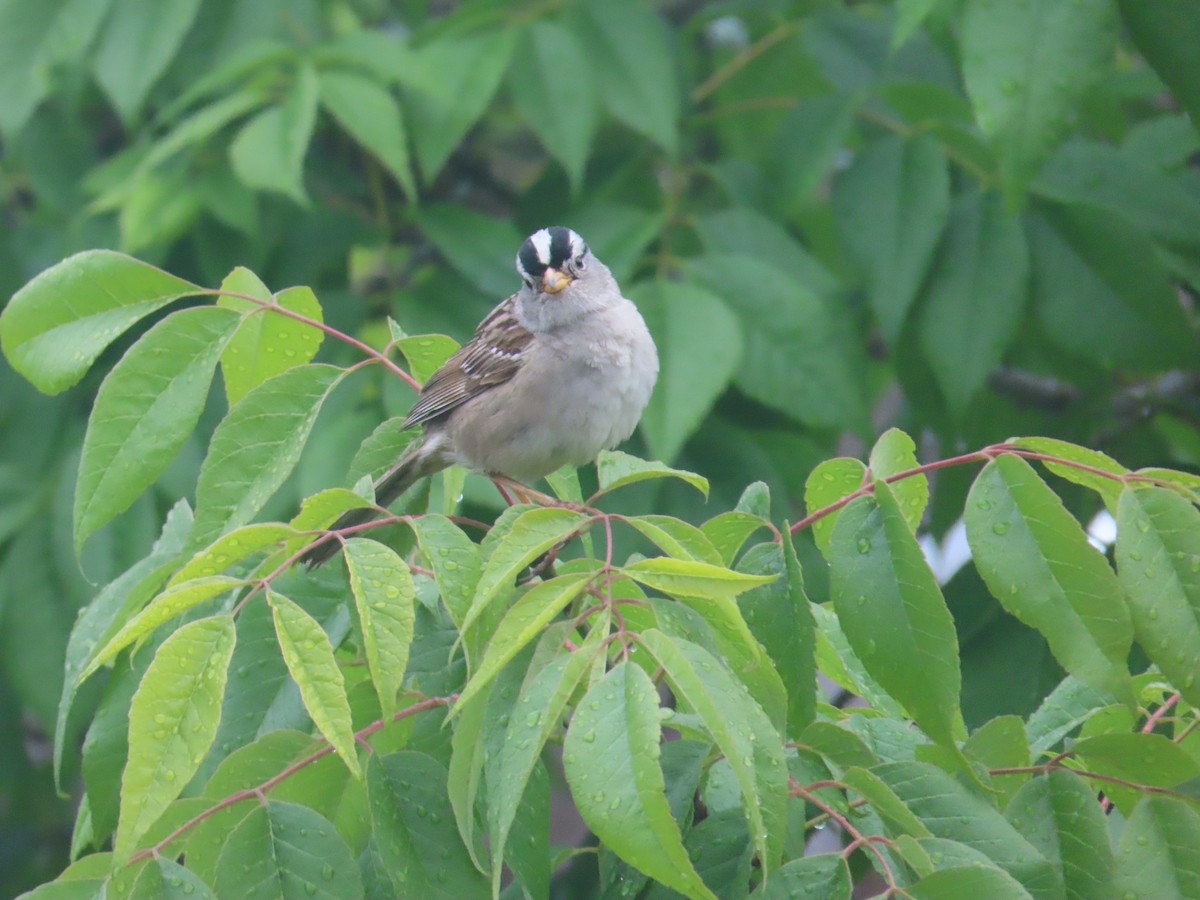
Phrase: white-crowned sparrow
[{"left": 302, "top": 226, "right": 659, "bottom": 565}]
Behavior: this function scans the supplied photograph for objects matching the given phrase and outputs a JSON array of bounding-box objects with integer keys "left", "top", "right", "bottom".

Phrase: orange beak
[{"left": 541, "top": 267, "right": 572, "bottom": 294}]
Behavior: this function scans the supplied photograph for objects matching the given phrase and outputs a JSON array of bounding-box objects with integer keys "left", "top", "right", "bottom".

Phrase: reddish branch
[{"left": 127, "top": 694, "right": 453, "bottom": 865}]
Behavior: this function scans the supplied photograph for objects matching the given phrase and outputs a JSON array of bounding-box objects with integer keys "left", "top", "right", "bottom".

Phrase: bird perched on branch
[{"left": 302, "top": 226, "right": 659, "bottom": 565}]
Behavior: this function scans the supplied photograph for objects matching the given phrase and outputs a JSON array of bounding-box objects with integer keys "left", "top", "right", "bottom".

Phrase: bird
[{"left": 301, "top": 226, "right": 659, "bottom": 565}]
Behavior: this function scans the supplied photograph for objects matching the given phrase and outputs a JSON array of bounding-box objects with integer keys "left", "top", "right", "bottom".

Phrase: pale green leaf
[
  {"left": 114, "top": 616, "right": 234, "bottom": 860},
  {"left": 169, "top": 523, "right": 299, "bottom": 587},
  {"left": 626, "top": 515, "right": 723, "bottom": 565},
  {"left": 624, "top": 557, "right": 777, "bottom": 601},
  {"left": 805, "top": 457, "right": 867, "bottom": 557},
  {"left": 595, "top": 450, "right": 709, "bottom": 499},
  {"left": 229, "top": 65, "right": 318, "bottom": 203},
  {"left": 343, "top": 538, "right": 416, "bottom": 716},
  {"left": 218, "top": 270, "right": 325, "bottom": 406},
  {"left": 869, "top": 427, "right": 928, "bottom": 534},
  {"left": 408, "top": 515, "right": 482, "bottom": 628},
  {"left": 1114, "top": 795, "right": 1200, "bottom": 900},
  {"left": 268, "top": 591, "right": 360, "bottom": 778}
]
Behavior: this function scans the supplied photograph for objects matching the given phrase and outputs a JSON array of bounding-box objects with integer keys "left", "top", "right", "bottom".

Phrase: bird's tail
[{"left": 300, "top": 436, "right": 447, "bottom": 566}]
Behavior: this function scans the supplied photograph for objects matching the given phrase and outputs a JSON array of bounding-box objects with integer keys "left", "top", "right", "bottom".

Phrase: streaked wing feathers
[{"left": 401, "top": 295, "right": 532, "bottom": 428}]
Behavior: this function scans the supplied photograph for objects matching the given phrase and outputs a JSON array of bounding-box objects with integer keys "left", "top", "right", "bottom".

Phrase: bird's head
[{"left": 515, "top": 226, "right": 607, "bottom": 301}]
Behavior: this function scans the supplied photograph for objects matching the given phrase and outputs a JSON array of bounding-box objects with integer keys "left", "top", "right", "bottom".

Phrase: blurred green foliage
[{"left": 1, "top": 0, "right": 1199, "bottom": 893}]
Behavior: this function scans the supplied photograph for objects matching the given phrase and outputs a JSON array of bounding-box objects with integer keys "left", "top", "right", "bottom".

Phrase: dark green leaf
[
  {"left": 829, "top": 484, "right": 964, "bottom": 747},
  {"left": 0, "top": 251, "right": 200, "bottom": 395},
  {"left": 319, "top": 70, "right": 415, "bottom": 200},
  {"left": 961, "top": 0, "right": 1118, "bottom": 198},
  {"left": 1120, "top": 0, "right": 1200, "bottom": 136},
  {"left": 632, "top": 281, "right": 742, "bottom": 464},
  {"left": 918, "top": 190, "right": 1028, "bottom": 415},
  {"left": 507, "top": 20, "right": 599, "bottom": 189},
  {"left": 750, "top": 853, "right": 851, "bottom": 899},
  {"left": 908, "top": 866, "right": 1036, "bottom": 900},
  {"left": 1115, "top": 486, "right": 1200, "bottom": 706},
  {"left": 92, "top": 0, "right": 202, "bottom": 123},
  {"left": 579, "top": 0, "right": 679, "bottom": 155},
  {"left": 212, "top": 800, "right": 363, "bottom": 900},
  {"left": 368, "top": 751, "right": 488, "bottom": 899},
  {"left": 229, "top": 65, "right": 318, "bottom": 204},
  {"left": 833, "top": 134, "right": 949, "bottom": 342},
  {"left": 1114, "top": 795, "right": 1200, "bottom": 900},
  {"left": 1004, "top": 770, "right": 1116, "bottom": 900},
  {"left": 965, "top": 455, "right": 1134, "bottom": 704},
  {"left": 563, "top": 663, "right": 716, "bottom": 900}
]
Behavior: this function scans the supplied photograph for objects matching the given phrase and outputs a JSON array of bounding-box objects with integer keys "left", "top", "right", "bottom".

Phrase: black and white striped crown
[{"left": 515, "top": 226, "right": 588, "bottom": 285}]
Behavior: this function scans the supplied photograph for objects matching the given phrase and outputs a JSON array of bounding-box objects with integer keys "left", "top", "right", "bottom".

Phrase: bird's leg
[{"left": 489, "top": 474, "right": 576, "bottom": 509}]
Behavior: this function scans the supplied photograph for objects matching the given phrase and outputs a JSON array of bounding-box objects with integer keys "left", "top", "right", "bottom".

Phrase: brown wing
[{"left": 401, "top": 295, "right": 533, "bottom": 429}]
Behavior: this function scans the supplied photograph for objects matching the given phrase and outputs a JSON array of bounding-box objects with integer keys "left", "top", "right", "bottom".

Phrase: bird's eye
[{"left": 574, "top": 256, "right": 586, "bottom": 271}]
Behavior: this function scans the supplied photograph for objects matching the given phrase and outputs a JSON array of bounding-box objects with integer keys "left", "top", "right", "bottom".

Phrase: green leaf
[
  {"left": 626, "top": 515, "right": 722, "bottom": 565},
  {"left": 415, "top": 204, "right": 523, "bottom": 297},
  {"left": 829, "top": 483, "right": 965, "bottom": 747},
  {"left": 191, "top": 364, "right": 343, "bottom": 548},
  {"left": 1010, "top": 437, "right": 1128, "bottom": 512},
  {"left": 965, "top": 716, "right": 1030, "bottom": 808},
  {"left": 688, "top": 254, "right": 867, "bottom": 432},
  {"left": 842, "top": 766, "right": 932, "bottom": 839},
  {"left": 1028, "top": 202, "right": 1195, "bottom": 373},
  {"left": 319, "top": 70, "right": 415, "bottom": 200},
  {"left": 396, "top": 333, "right": 460, "bottom": 386},
  {"left": 212, "top": 800, "right": 362, "bottom": 900},
  {"left": 1115, "top": 486, "right": 1200, "bottom": 705},
  {"left": 486, "top": 635, "right": 601, "bottom": 891},
  {"left": 229, "top": 64, "right": 318, "bottom": 204},
  {"left": 1004, "top": 770, "right": 1117, "bottom": 900},
  {"left": 268, "top": 590, "right": 360, "bottom": 779},
  {"left": 965, "top": 455, "right": 1134, "bottom": 705},
  {"left": 92, "top": 0, "right": 202, "bottom": 124},
  {"left": 0, "top": 0, "right": 94, "bottom": 138},
  {"left": 169, "top": 523, "right": 298, "bottom": 587},
  {"left": 1075, "top": 733, "right": 1200, "bottom": 791},
  {"left": 893, "top": 0, "right": 946, "bottom": 48},
  {"left": 1114, "top": 795, "right": 1200, "bottom": 900},
  {"left": 408, "top": 515, "right": 482, "bottom": 628},
  {"left": 368, "top": 751, "right": 488, "bottom": 899},
  {"left": 1025, "top": 675, "right": 1114, "bottom": 754},
  {"left": 1119, "top": 0, "right": 1200, "bottom": 137},
  {"left": 402, "top": 30, "right": 516, "bottom": 179},
  {"left": 624, "top": 557, "right": 777, "bottom": 601},
  {"left": 869, "top": 427, "right": 928, "bottom": 534},
  {"left": 908, "top": 866, "right": 1036, "bottom": 900},
  {"left": 874, "top": 761, "right": 1059, "bottom": 898},
  {"left": 562, "top": 663, "right": 716, "bottom": 900},
  {"left": 750, "top": 853, "right": 851, "bottom": 899},
  {"left": 833, "top": 134, "right": 949, "bottom": 343},
  {"left": 918, "top": 190, "right": 1029, "bottom": 414},
  {"left": 579, "top": 0, "right": 679, "bottom": 156},
  {"left": 454, "top": 573, "right": 592, "bottom": 714},
  {"left": 766, "top": 94, "right": 863, "bottom": 219},
  {"left": 961, "top": 0, "right": 1118, "bottom": 199},
  {"left": 121, "top": 858, "right": 218, "bottom": 900},
  {"left": 79, "top": 576, "right": 244, "bottom": 682},
  {"left": 805, "top": 457, "right": 868, "bottom": 557},
  {"left": 631, "top": 281, "right": 743, "bottom": 464},
  {"left": 736, "top": 538, "right": 818, "bottom": 740},
  {"left": 507, "top": 20, "right": 599, "bottom": 189},
  {"left": 346, "top": 416, "right": 419, "bottom": 485},
  {"left": 0, "top": 250, "right": 201, "bottom": 394},
  {"left": 702, "top": 511, "right": 771, "bottom": 567},
  {"left": 114, "top": 615, "right": 234, "bottom": 860},
  {"left": 218, "top": 275, "right": 325, "bottom": 405},
  {"left": 74, "top": 306, "right": 241, "bottom": 551},
  {"left": 460, "top": 507, "right": 588, "bottom": 638},
  {"left": 595, "top": 450, "right": 709, "bottom": 499},
  {"left": 343, "top": 539, "right": 416, "bottom": 716},
  {"left": 638, "top": 631, "right": 788, "bottom": 874}
]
